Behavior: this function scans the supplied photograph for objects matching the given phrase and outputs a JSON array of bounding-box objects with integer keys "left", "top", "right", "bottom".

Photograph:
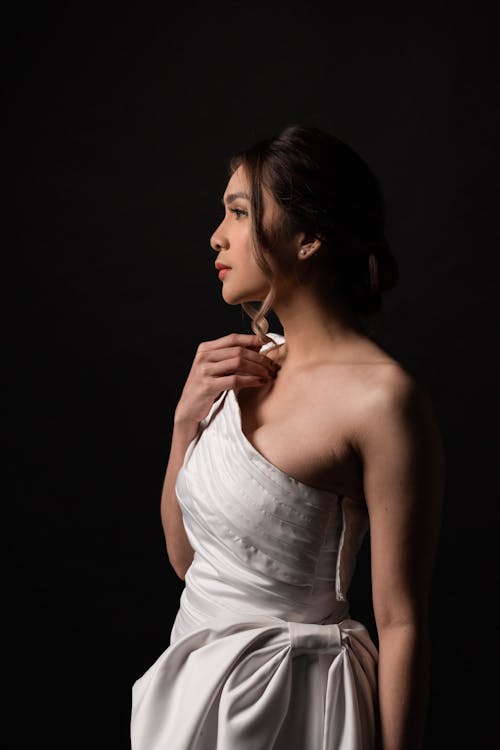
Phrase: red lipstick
[{"left": 215, "top": 261, "right": 231, "bottom": 280}]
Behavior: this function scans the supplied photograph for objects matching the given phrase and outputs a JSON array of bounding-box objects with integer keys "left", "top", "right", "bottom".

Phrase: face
[{"left": 210, "top": 165, "right": 277, "bottom": 305}]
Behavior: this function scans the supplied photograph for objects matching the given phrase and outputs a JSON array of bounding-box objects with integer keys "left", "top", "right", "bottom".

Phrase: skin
[{"left": 202, "top": 165, "right": 446, "bottom": 750}]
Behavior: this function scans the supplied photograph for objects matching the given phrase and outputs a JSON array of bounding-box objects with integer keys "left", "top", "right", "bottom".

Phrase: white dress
[{"left": 131, "top": 333, "right": 379, "bottom": 749}]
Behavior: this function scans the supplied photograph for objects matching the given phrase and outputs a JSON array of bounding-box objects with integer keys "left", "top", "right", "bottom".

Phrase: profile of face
[{"left": 210, "top": 166, "right": 280, "bottom": 305}]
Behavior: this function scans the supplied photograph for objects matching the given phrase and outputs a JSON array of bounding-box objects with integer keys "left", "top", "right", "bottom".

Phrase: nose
[{"left": 210, "top": 222, "right": 228, "bottom": 253}]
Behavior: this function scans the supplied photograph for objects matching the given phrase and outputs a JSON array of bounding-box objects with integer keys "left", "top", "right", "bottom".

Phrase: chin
[
  {"left": 221, "top": 277, "right": 270, "bottom": 303},
  {"left": 222, "top": 292, "right": 266, "bottom": 307},
  {"left": 221, "top": 284, "right": 267, "bottom": 306}
]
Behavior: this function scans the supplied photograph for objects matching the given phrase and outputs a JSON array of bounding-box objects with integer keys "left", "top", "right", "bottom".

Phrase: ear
[{"left": 296, "top": 232, "right": 322, "bottom": 261}]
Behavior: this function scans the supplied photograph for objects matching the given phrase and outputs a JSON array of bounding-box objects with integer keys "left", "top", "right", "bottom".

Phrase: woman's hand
[{"left": 174, "top": 333, "right": 281, "bottom": 427}]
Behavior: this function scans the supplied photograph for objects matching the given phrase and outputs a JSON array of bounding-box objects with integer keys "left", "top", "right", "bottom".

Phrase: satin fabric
[{"left": 131, "top": 333, "right": 379, "bottom": 749}]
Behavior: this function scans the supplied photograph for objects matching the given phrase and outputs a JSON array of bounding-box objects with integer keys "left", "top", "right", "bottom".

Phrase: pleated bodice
[{"left": 171, "top": 367, "right": 370, "bottom": 642}]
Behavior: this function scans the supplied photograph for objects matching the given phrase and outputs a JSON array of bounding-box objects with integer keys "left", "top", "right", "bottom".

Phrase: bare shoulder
[
  {"left": 359, "top": 358, "right": 424, "bottom": 413},
  {"left": 352, "top": 357, "right": 434, "bottom": 440},
  {"left": 320, "top": 336, "right": 430, "bottom": 428},
  {"left": 348, "top": 351, "right": 446, "bottom": 497}
]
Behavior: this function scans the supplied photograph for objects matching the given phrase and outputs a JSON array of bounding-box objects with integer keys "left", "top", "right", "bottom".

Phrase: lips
[{"left": 215, "top": 263, "right": 231, "bottom": 270}]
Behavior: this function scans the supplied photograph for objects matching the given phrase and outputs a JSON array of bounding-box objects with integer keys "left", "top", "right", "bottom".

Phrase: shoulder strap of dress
[{"left": 259, "top": 332, "right": 285, "bottom": 353}]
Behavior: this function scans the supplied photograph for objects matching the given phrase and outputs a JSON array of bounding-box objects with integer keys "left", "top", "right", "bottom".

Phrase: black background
[{"left": 10, "top": 3, "right": 499, "bottom": 748}]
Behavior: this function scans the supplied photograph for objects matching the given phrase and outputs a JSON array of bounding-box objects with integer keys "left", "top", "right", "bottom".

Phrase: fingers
[
  {"left": 205, "top": 348, "right": 279, "bottom": 376},
  {"left": 197, "top": 334, "right": 280, "bottom": 379},
  {"left": 215, "top": 357, "right": 278, "bottom": 380},
  {"left": 197, "top": 333, "right": 265, "bottom": 354},
  {"left": 212, "top": 372, "right": 274, "bottom": 391},
  {"left": 179, "top": 335, "right": 277, "bottom": 425}
]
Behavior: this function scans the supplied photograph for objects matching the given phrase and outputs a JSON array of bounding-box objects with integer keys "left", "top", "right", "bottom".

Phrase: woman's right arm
[{"left": 160, "top": 333, "right": 280, "bottom": 580}]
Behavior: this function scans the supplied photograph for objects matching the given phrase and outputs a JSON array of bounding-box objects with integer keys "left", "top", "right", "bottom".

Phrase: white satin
[{"left": 131, "top": 333, "right": 379, "bottom": 749}]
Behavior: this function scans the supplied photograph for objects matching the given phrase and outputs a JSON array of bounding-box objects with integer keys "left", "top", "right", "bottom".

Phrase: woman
[{"left": 131, "top": 125, "right": 445, "bottom": 750}]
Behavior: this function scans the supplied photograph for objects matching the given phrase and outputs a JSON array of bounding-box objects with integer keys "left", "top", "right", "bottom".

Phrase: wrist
[{"left": 173, "top": 413, "right": 200, "bottom": 439}]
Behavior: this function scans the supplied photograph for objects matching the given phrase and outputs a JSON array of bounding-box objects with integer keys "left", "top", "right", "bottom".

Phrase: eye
[{"left": 229, "top": 208, "right": 248, "bottom": 220}]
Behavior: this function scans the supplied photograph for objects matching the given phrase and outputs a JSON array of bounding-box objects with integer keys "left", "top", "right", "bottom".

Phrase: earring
[{"left": 300, "top": 248, "right": 308, "bottom": 256}]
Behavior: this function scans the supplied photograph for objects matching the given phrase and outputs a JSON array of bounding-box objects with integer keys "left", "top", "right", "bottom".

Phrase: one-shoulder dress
[{"left": 131, "top": 333, "right": 379, "bottom": 749}]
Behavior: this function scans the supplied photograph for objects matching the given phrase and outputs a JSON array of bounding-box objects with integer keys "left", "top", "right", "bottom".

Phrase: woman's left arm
[{"left": 355, "top": 370, "right": 446, "bottom": 750}]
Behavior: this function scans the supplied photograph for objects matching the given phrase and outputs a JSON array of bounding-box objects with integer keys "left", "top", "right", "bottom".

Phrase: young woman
[{"left": 131, "top": 125, "right": 445, "bottom": 750}]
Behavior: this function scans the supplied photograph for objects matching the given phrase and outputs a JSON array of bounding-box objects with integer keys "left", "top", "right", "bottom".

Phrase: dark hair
[{"left": 228, "top": 124, "right": 399, "bottom": 340}]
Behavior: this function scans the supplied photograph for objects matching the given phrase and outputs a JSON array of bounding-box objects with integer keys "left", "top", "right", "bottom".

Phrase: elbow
[
  {"left": 168, "top": 549, "right": 194, "bottom": 581},
  {"left": 165, "top": 533, "right": 195, "bottom": 581},
  {"left": 173, "top": 567, "right": 186, "bottom": 581},
  {"left": 374, "top": 604, "right": 430, "bottom": 635},
  {"left": 173, "top": 562, "right": 193, "bottom": 581}
]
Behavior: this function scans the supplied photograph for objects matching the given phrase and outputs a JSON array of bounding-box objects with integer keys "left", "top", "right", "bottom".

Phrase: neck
[{"left": 268, "top": 275, "right": 368, "bottom": 370}]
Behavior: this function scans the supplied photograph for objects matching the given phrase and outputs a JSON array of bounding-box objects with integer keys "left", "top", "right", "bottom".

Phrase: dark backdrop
[{"left": 10, "top": 3, "right": 498, "bottom": 748}]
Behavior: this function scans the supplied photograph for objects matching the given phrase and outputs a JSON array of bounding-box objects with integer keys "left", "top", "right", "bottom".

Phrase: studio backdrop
[{"left": 11, "top": 3, "right": 498, "bottom": 748}]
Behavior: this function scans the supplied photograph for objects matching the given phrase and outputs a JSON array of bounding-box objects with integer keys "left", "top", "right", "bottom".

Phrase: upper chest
[{"left": 235, "top": 365, "right": 367, "bottom": 501}]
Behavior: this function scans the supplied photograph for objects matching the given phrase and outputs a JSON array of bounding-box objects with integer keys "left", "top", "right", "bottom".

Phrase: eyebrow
[{"left": 221, "top": 191, "right": 250, "bottom": 206}]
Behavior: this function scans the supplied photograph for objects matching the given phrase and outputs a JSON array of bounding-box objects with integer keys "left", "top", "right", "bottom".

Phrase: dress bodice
[{"left": 171, "top": 333, "right": 370, "bottom": 642}]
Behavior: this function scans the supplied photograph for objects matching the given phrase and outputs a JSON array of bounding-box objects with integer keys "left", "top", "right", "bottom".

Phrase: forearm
[
  {"left": 160, "top": 415, "right": 199, "bottom": 578},
  {"left": 376, "top": 622, "right": 430, "bottom": 750}
]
